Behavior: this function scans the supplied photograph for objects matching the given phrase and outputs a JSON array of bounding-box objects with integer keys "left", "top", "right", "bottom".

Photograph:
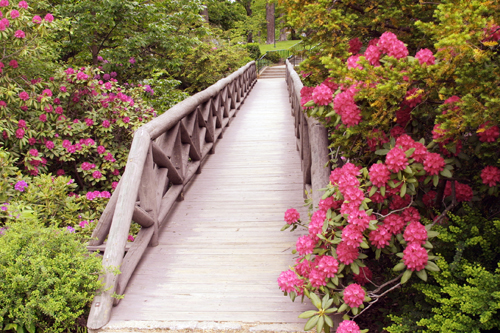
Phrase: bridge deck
[{"left": 105, "top": 78, "right": 311, "bottom": 330}]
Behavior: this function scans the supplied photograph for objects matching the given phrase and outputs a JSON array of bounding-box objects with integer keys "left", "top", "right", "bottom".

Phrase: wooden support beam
[
  {"left": 151, "top": 141, "right": 183, "bottom": 184},
  {"left": 89, "top": 180, "right": 122, "bottom": 246},
  {"left": 132, "top": 205, "right": 155, "bottom": 228},
  {"left": 138, "top": 144, "right": 159, "bottom": 247}
]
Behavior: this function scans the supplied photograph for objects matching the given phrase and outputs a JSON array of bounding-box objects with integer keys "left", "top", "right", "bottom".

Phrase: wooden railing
[
  {"left": 285, "top": 59, "right": 330, "bottom": 206},
  {"left": 87, "top": 61, "right": 257, "bottom": 331}
]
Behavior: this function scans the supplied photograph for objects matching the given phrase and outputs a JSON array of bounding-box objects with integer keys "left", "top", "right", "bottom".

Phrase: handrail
[
  {"left": 285, "top": 59, "right": 330, "bottom": 206},
  {"left": 87, "top": 61, "right": 257, "bottom": 331}
]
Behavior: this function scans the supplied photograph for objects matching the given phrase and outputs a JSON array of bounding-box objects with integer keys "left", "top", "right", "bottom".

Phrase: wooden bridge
[{"left": 87, "top": 61, "right": 330, "bottom": 332}]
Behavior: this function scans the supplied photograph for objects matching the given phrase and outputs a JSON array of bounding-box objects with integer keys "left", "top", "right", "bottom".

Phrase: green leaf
[
  {"left": 400, "top": 183, "right": 407, "bottom": 197},
  {"left": 324, "top": 314, "right": 334, "bottom": 327},
  {"left": 325, "top": 308, "right": 338, "bottom": 314},
  {"left": 380, "top": 186, "right": 386, "bottom": 197},
  {"left": 393, "top": 262, "right": 406, "bottom": 271},
  {"left": 416, "top": 269, "right": 427, "bottom": 281},
  {"left": 316, "top": 315, "right": 325, "bottom": 333},
  {"left": 352, "top": 307, "right": 359, "bottom": 315},
  {"left": 375, "top": 149, "right": 390, "bottom": 155},
  {"left": 425, "top": 261, "right": 440, "bottom": 272},
  {"left": 401, "top": 269, "right": 413, "bottom": 284},
  {"left": 310, "top": 292, "right": 322, "bottom": 309},
  {"left": 304, "top": 315, "right": 320, "bottom": 331},
  {"left": 299, "top": 310, "right": 318, "bottom": 319},
  {"left": 322, "top": 294, "right": 331, "bottom": 309},
  {"left": 405, "top": 148, "right": 415, "bottom": 158},
  {"left": 427, "top": 230, "right": 439, "bottom": 238},
  {"left": 338, "top": 303, "right": 349, "bottom": 313},
  {"left": 440, "top": 168, "right": 452, "bottom": 178},
  {"left": 281, "top": 224, "right": 291, "bottom": 231},
  {"left": 433, "top": 174, "right": 439, "bottom": 187},
  {"left": 351, "top": 261, "right": 360, "bottom": 274},
  {"left": 26, "top": 323, "right": 36, "bottom": 333},
  {"left": 369, "top": 185, "right": 377, "bottom": 197},
  {"left": 375, "top": 248, "right": 381, "bottom": 259}
]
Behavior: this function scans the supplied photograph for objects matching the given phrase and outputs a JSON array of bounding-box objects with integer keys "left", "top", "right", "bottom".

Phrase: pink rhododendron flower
[
  {"left": 39, "top": 114, "right": 47, "bottom": 122},
  {"left": 309, "top": 209, "right": 326, "bottom": 237},
  {"left": 415, "top": 48, "right": 435, "bottom": 65},
  {"left": 9, "top": 9, "right": 19, "bottom": 18},
  {"left": 369, "top": 163, "right": 390, "bottom": 187},
  {"left": 404, "top": 88, "right": 423, "bottom": 108},
  {"left": 403, "top": 221, "right": 427, "bottom": 245},
  {"left": 128, "top": 235, "right": 135, "bottom": 242},
  {"left": 296, "top": 235, "right": 315, "bottom": 255},
  {"left": 112, "top": 181, "right": 118, "bottom": 190},
  {"left": 45, "top": 140, "right": 54, "bottom": 149},
  {"left": 76, "top": 71, "right": 88, "bottom": 80},
  {"left": 1, "top": 17, "right": 9, "bottom": 27},
  {"left": 18, "top": 1, "right": 28, "bottom": 8},
  {"left": 295, "top": 257, "right": 313, "bottom": 278},
  {"left": 337, "top": 241, "right": 359, "bottom": 265},
  {"left": 284, "top": 208, "right": 300, "bottom": 224},
  {"left": 478, "top": 123, "right": 499, "bottom": 143},
  {"left": 333, "top": 86, "right": 362, "bottom": 127},
  {"left": 112, "top": 169, "right": 120, "bottom": 176},
  {"left": 15, "top": 128, "right": 24, "bottom": 139},
  {"left": 364, "top": 45, "right": 381, "bottom": 66},
  {"left": 56, "top": 169, "right": 65, "bottom": 176},
  {"left": 385, "top": 147, "right": 408, "bottom": 172},
  {"left": 342, "top": 224, "right": 364, "bottom": 247},
  {"left": 390, "top": 126, "right": 406, "bottom": 138},
  {"left": 60, "top": 86, "right": 67, "bottom": 92},
  {"left": 317, "top": 256, "right": 339, "bottom": 278},
  {"left": 403, "top": 242, "right": 428, "bottom": 271},
  {"left": 29, "top": 149, "right": 38, "bottom": 156},
  {"left": 85, "top": 118, "right": 94, "bottom": 126},
  {"left": 481, "top": 166, "right": 500, "bottom": 187},
  {"left": 353, "top": 266, "right": 372, "bottom": 286},
  {"left": 17, "top": 119, "right": 26, "bottom": 128},
  {"left": 343, "top": 283, "right": 365, "bottom": 308},
  {"left": 14, "top": 29, "right": 25, "bottom": 38},
  {"left": 312, "top": 83, "right": 333, "bottom": 106},
  {"left": 0, "top": 0, "right": 8, "bottom": 7},
  {"left": 123, "top": 117, "right": 130, "bottom": 123},
  {"left": 9, "top": 59, "right": 18, "bottom": 68},
  {"left": 347, "top": 55, "right": 363, "bottom": 70},
  {"left": 322, "top": 77, "right": 339, "bottom": 92},
  {"left": 309, "top": 268, "right": 327, "bottom": 288},
  {"left": 19, "top": 91, "right": 29, "bottom": 100},
  {"left": 369, "top": 224, "right": 392, "bottom": 248},
  {"left": 336, "top": 320, "right": 360, "bottom": 333},
  {"left": 278, "top": 269, "right": 303, "bottom": 294},
  {"left": 28, "top": 137, "right": 35, "bottom": 145},
  {"left": 384, "top": 214, "right": 405, "bottom": 234},
  {"left": 423, "top": 153, "right": 445, "bottom": 175},
  {"left": 348, "top": 210, "right": 371, "bottom": 231},
  {"left": 348, "top": 37, "right": 362, "bottom": 54},
  {"left": 129, "top": 57, "right": 136, "bottom": 64},
  {"left": 44, "top": 13, "right": 53, "bottom": 22},
  {"left": 104, "top": 153, "right": 115, "bottom": 162}
]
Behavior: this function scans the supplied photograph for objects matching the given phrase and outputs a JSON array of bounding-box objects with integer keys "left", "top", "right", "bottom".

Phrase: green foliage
[
  {"left": 245, "top": 43, "right": 262, "bottom": 59},
  {"left": 266, "top": 51, "right": 282, "bottom": 63},
  {"left": 206, "top": 0, "right": 246, "bottom": 31},
  {"left": 0, "top": 222, "right": 102, "bottom": 333}
]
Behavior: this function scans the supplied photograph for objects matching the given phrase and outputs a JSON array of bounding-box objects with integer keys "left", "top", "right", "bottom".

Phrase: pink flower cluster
[
  {"left": 343, "top": 283, "right": 365, "bottom": 308},
  {"left": 336, "top": 320, "right": 360, "bottom": 333},
  {"left": 85, "top": 191, "right": 111, "bottom": 200},
  {"left": 347, "top": 55, "right": 363, "bottom": 70},
  {"left": 333, "top": 86, "right": 361, "bottom": 127},
  {"left": 278, "top": 269, "right": 303, "bottom": 294},
  {"left": 364, "top": 45, "right": 381, "bottom": 66},
  {"left": 296, "top": 235, "right": 315, "bottom": 255},
  {"left": 444, "top": 181, "right": 473, "bottom": 202},
  {"left": 348, "top": 37, "right": 362, "bottom": 54},
  {"left": 378, "top": 32, "right": 409, "bottom": 59},
  {"left": 478, "top": 122, "right": 499, "bottom": 143},
  {"left": 284, "top": 208, "right": 300, "bottom": 224},
  {"left": 403, "top": 242, "right": 428, "bottom": 271},
  {"left": 415, "top": 48, "right": 435, "bottom": 65},
  {"left": 353, "top": 266, "right": 372, "bottom": 286},
  {"left": 312, "top": 84, "right": 332, "bottom": 106},
  {"left": 481, "top": 166, "right": 500, "bottom": 187}
]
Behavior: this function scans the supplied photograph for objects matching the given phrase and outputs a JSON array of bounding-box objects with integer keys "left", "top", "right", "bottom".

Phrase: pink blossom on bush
[
  {"left": 333, "top": 86, "right": 362, "bottom": 127},
  {"left": 56, "top": 169, "right": 65, "bottom": 176},
  {"left": 55, "top": 106, "right": 63, "bottom": 114},
  {"left": 343, "top": 283, "right": 365, "bottom": 308},
  {"left": 478, "top": 123, "right": 499, "bottom": 143},
  {"left": 312, "top": 83, "right": 333, "bottom": 106},
  {"left": 9, "top": 59, "right": 18, "bottom": 68},
  {"left": 15, "top": 128, "right": 24, "bottom": 139},
  {"left": 337, "top": 241, "right": 359, "bottom": 265},
  {"left": 0, "top": 0, "right": 8, "bottom": 6},
  {"left": 401, "top": 207, "right": 420, "bottom": 223},
  {"left": 112, "top": 169, "right": 120, "bottom": 176},
  {"left": 403, "top": 221, "right": 427, "bottom": 245},
  {"left": 18, "top": 1, "right": 28, "bottom": 8},
  {"left": 112, "top": 181, "right": 118, "bottom": 190},
  {"left": 403, "top": 242, "right": 428, "bottom": 271},
  {"left": 17, "top": 119, "right": 26, "bottom": 128},
  {"left": 317, "top": 255, "right": 339, "bottom": 278},
  {"left": 9, "top": 9, "right": 19, "bottom": 18},
  {"left": 369, "top": 163, "right": 390, "bottom": 187},
  {"left": 86, "top": 191, "right": 98, "bottom": 200},
  {"left": 96, "top": 145, "right": 105, "bottom": 154},
  {"left": 309, "top": 268, "right": 327, "bottom": 288},
  {"left": 378, "top": 31, "right": 408, "bottom": 58},
  {"left": 404, "top": 88, "right": 423, "bottom": 108},
  {"left": 390, "top": 126, "right": 406, "bottom": 138},
  {"left": 353, "top": 266, "right": 372, "bottom": 286},
  {"left": 123, "top": 117, "right": 130, "bottom": 123},
  {"left": 14, "top": 29, "right": 25, "bottom": 38},
  {"left": 342, "top": 224, "right": 364, "bottom": 247},
  {"left": 85, "top": 118, "right": 94, "bottom": 126},
  {"left": 481, "top": 166, "right": 500, "bottom": 187},
  {"left": 369, "top": 224, "right": 392, "bottom": 248},
  {"left": 278, "top": 269, "right": 303, "bottom": 293},
  {"left": 45, "top": 140, "right": 54, "bottom": 149},
  {"left": 336, "top": 320, "right": 360, "bottom": 333},
  {"left": 296, "top": 235, "right": 315, "bottom": 255},
  {"left": 60, "top": 86, "right": 67, "bottom": 92},
  {"left": 81, "top": 162, "right": 93, "bottom": 171},
  {"left": 348, "top": 210, "right": 371, "bottom": 231},
  {"left": 423, "top": 153, "right": 445, "bottom": 175},
  {"left": 322, "top": 77, "right": 339, "bottom": 92},
  {"left": 39, "top": 114, "right": 47, "bottom": 123},
  {"left": 348, "top": 37, "right": 362, "bottom": 54},
  {"left": 347, "top": 55, "right": 363, "bottom": 70},
  {"left": 28, "top": 137, "right": 35, "bottom": 145},
  {"left": 364, "top": 45, "right": 381, "bottom": 66},
  {"left": 28, "top": 149, "right": 38, "bottom": 157},
  {"left": 386, "top": 147, "right": 408, "bottom": 172},
  {"left": 422, "top": 190, "right": 436, "bottom": 206},
  {"left": 19, "top": 91, "right": 29, "bottom": 100},
  {"left": 384, "top": 214, "right": 405, "bottom": 234},
  {"left": 76, "top": 71, "right": 89, "bottom": 80},
  {"left": 284, "top": 208, "right": 300, "bottom": 224},
  {"left": 309, "top": 209, "right": 326, "bottom": 237},
  {"left": 44, "top": 13, "right": 53, "bottom": 22},
  {"left": 104, "top": 153, "right": 115, "bottom": 162},
  {"left": 415, "top": 48, "right": 435, "bottom": 65}
]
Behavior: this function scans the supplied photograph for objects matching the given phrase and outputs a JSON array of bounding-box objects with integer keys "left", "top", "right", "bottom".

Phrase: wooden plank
[{"left": 88, "top": 180, "right": 122, "bottom": 246}]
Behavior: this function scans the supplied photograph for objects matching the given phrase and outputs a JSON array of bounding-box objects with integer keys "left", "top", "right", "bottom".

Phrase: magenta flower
[
  {"left": 14, "top": 29, "right": 25, "bottom": 38},
  {"left": 76, "top": 71, "right": 89, "bottom": 80},
  {"left": 9, "top": 9, "right": 19, "bottom": 18},
  {"left": 343, "top": 283, "right": 365, "bottom": 308},
  {"left": 403, "top": 242, "right": 428, "bottom": 271},
  {"left": 66, "top": 226, "right": 75, "bottom": 233},
  {"left": 97, "top": 145, "right": 106, "bottom": 154},
  {"left": 481, "top": 166, "right": 500, "bottom": 187},
  {"left": 100, "top": 191, "right": 111, "bottom": 198},
  {"left": 336, "top": 320, "right": 361, "bottom": 333},
  {"left": 45, "top": 140, "right": 54, "bottom": 149},
  {"left": 127, "top": 235, "right": 135, "bottom": 242},
  {"left": 39, "top": 113, "right": 47, "bottom": 122},
  {"left": 129, "top": 57, "right": 136, "bottom": 64},
  {"left": 123, "top": 117, "right": 130, "bottom": 123},
  {"left": 29, "top": 149, "right": 38, "bottom": 157},
  {"left": 102, "top": 120, "right": 110, "bottom": 128},
  {"left": 55, "top": 106, "right": 63, "bottom": 114},
  {"left": 17, "top": 119, "right": 26, "bottom": 128},
  {"left": 0, "top": 22, "right": 5, "bottom": 31},
  {"left": 56, "top": 169, "right": 65, "bottom": 176},
  {"left": 284, "top": 208, "right": 300, "bottom": 224},
  {"left": 18, "top": 1, "right": 28, "bottom": 8},
  {"left": 19, "top": 91, "right": 29, "bottom": 101},
  {"left": 60, "top": 86, "right": 67, "bottom": 92},
  {"left": 0, "top": 0, "right": 9, "bottom": 7},
  {"left": 44, "top": 13, "right": 53, "bottom": 22},
  {"left": 92, "top": 170, "right": 102, "bottom": 179},
  {"left": 14, "top": 180, "right": 28, "bottom": 192},
  {"left": 28, "top": 137, "right": 35, "bottom": 145},
  {"left": 85, "top": 118, "right": 94, "bottom": 126},
  {"left": 1, "top": 17, "right": 9, "bottom": 27},
  {"left": 15, "top": 128, "right": 24, "bottom": 139},
  {"left": 278, "top": 269, "right": 303, "bottom": 294},
  {"left": 9, "top": 59, "right": 18, "bottom": 68}
]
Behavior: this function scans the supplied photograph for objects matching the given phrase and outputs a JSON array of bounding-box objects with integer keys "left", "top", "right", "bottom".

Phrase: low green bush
[
  {"left": 245, "top": 43, "right": 261, "bottom": 60},
  {"left": 266, "top": 51, "right": 281, "bottom": 63},
  {"left": 0, "top": 221, "right": 103, "bottom": 333}
]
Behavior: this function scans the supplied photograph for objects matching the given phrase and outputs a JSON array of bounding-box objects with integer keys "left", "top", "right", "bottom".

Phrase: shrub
[
  {"left": 0, "top": 222, "right": 103, "bottom": 333},
  {"left": 245, "top": 43, "right": 262, "bottom": 59},
  {"left": 266, "top": 51, "right": 281, "bottom": 63}
]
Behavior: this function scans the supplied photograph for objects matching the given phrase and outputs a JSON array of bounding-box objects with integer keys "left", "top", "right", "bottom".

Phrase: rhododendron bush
[{"left": 279, "top": 0, "right": 500, "bottom": 332}]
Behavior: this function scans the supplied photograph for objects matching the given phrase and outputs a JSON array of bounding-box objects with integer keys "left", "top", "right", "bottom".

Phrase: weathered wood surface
[{"left": 104, "top": 79, "right": 312, "bottom": 327}]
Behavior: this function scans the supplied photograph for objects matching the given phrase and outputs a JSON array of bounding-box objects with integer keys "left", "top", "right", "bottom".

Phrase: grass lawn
[{"left": 259, "top": 40, "right": 300, "bottom": 53}]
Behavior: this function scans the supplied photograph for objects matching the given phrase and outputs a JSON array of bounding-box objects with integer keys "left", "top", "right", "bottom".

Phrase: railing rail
[
  {"left": 285, "top": 59, "right": 330, "bottom": 206},
  {"left": 87, "top": 61, "right": 257, "bottom": 331}
]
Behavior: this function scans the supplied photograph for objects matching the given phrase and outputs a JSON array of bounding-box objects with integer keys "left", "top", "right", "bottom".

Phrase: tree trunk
[
  {"left": 266, "top": 2, "right": 275, "bottom": 45},
  {"left": 279, "top": 14, "right": 287, "bottom": 41},
  {"left": 200, "top": 5, "right": 209, "bottom": 23}
]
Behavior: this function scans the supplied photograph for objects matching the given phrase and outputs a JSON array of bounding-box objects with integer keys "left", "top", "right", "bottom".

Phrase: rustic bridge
[{"left": 87, "top": 61, "right": 330, "bottom": 332}]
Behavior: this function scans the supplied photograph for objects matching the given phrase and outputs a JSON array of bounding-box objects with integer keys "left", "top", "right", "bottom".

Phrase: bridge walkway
[{"left": 102, "top": 78, "right": 311, "bottom": 332}]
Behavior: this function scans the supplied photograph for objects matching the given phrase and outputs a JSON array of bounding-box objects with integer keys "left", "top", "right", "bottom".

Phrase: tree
[{"left": 266, "top": 2, "right": 275, "bottom": 44}]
